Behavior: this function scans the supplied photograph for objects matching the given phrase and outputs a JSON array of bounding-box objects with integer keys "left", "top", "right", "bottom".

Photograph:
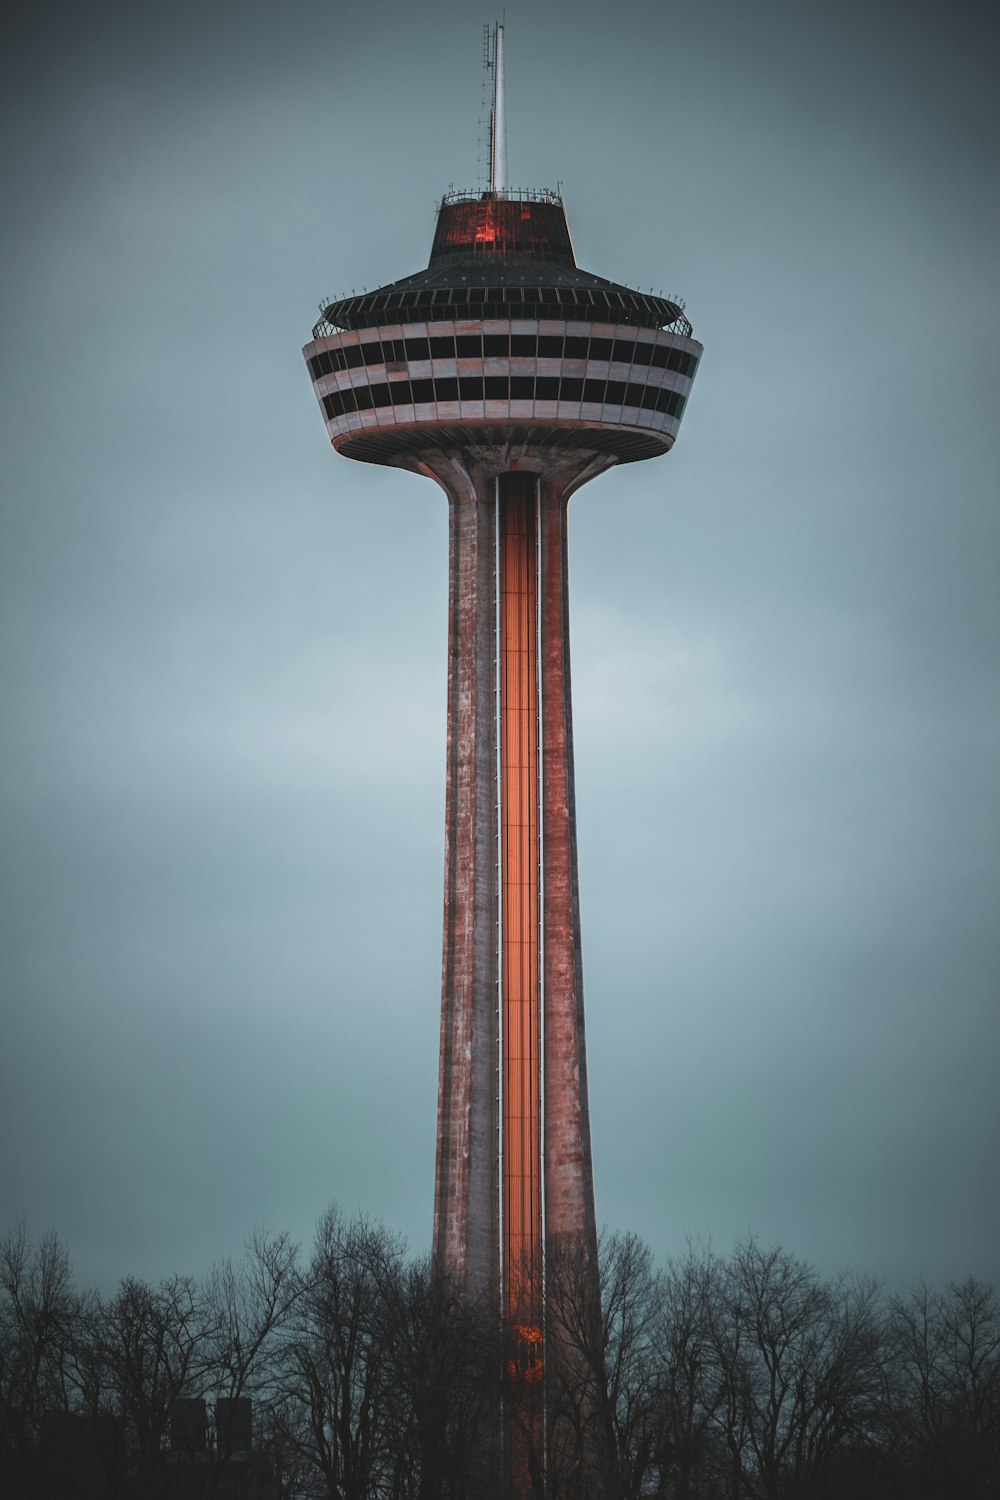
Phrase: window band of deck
[
  {"left": 309, "top": 333, "right": 699, "bottom": 381},
  {"left": 321, "top": 377, "right": 688, "bottom": 422}
]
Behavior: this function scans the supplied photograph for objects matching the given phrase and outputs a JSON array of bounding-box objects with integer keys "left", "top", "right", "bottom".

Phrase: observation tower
[{"left": 304, "top": 22, "right": 701, "bottom": 1495}]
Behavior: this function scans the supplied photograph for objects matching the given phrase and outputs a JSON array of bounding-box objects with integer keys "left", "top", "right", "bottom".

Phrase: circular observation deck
[{"left": 304, "top": 190, "right": 702, "bottom": 470}]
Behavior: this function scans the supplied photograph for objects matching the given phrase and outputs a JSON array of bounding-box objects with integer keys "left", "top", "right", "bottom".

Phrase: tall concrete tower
[{"left": 304, "top": 23, "right": 701, "bottom": 1493}]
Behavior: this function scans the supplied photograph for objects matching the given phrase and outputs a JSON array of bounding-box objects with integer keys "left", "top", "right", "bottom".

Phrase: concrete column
[
  {"left": 424, "top": 455, "right": 608, "bottom": 1273},
  {"left": 421, "top": 451, "right": 613, "bottom": 1497},
  {"left": 539, "top": 469, "right": 613, "bottom": 1500},
  {"left": 538, "top": 477, "right": 600, "bottom": 1267},
  {"left": 429, "top": 459, "right": 499, "bottom": 1302}
]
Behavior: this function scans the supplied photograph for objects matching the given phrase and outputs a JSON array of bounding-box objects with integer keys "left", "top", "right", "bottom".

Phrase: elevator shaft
[
  {"left": 500, "top": 476, "right": 543, "bottom": 1338},
  {"left": 499, "top": 475, "right": 543, "bottom": 1491}
]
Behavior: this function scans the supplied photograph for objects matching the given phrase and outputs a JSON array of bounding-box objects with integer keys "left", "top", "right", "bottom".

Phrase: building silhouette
[
  {"left": 304, "top": 22, "right": 701, "bottom": 1493},
  {"left": 35, "top": 1398, "right": 270, "bottom": 1499}
]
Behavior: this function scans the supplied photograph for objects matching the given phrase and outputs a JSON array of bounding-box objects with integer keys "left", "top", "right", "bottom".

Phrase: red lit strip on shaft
[{"left": 500, "top": 478, "right": 542, "bottom": 1337}]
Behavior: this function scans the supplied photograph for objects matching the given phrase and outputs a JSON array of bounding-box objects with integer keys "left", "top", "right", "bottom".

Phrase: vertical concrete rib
[
  {"left": 431, "top": 461, "right": 499, "bottom": 1300},
  {"left": 539, "top": 476, "right": 600, "bottom": 1266}
]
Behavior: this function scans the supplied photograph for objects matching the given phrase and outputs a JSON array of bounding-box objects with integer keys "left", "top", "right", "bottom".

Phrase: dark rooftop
[{"left": 314, "top": 190, "right": 693, "bottom": 339}]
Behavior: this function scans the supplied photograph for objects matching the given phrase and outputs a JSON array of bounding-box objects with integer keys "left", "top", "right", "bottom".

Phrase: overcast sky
[{"left": 1, "top": 0, "right": 998, "bottom": 1296}]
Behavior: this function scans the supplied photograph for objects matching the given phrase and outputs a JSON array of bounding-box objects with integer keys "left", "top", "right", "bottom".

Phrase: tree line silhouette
[{"left": 1, "top": 1207, "right": 996, "bottom": 1498}]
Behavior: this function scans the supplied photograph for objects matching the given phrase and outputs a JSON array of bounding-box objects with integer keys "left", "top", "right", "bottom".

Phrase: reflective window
[{"left": 667, "top": 348, "right": 696, "bottom": 376}]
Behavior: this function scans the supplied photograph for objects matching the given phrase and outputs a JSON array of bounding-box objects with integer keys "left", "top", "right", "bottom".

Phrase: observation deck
[{"left": 304, "top": 190, "right": 701, "bottom": 471}]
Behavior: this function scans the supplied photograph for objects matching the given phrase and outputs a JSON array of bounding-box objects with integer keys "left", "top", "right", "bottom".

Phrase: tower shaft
[
  {"left": 433, "top": 467, "right": 600, "bottom": 1296},
  {"left": 428, "top": 463, "right": 603, "bottom": 1492}
]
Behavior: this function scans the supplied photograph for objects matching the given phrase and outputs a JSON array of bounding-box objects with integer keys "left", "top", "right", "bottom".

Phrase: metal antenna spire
[{"left": 489, "top": 20, "right": 508, "bottom": 194}]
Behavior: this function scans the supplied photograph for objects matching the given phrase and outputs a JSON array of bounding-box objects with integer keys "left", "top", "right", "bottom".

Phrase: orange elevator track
[{"left": 499, "top": 474, "right": 543, "bottom": 1489}]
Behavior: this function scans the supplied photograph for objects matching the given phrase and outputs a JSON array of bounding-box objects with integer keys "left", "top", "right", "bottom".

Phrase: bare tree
[
  {"left": 204, "top": 1226, "right": 301, "bottom": 1458},
  {"left": 379, "top": 1257, "right": 501, "bottom": 1500},
  {"left": 654, "top": 1241, "right": 729, "bottom": 1499},
  {"left": 5, "top": 1211, "right": 997, "bottom": 1499},
  {"left": 276, "top": 1204, "right": 406, "bottom": 1500},
  {"left": 709, "top": 1237, "right": 886, "bottom": 1500},
  {"left": 889, "top": 1276, "right": 1000, "bottom": 1500},
  {"left": 93, "top": 1272, "right": 216, "bottom": 1494},
  {"left": 543, "top": 1230, "right": 663, "bottom": 1500},
  {"left": 597, "top": 1231, "right": 665, "bottom": 1500},
  {"left": 0, "top": 1225, "right": 89, "bottom": 1494}
]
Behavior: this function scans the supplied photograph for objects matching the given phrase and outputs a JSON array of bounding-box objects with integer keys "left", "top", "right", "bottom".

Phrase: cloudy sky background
[{"left": 2, "top": 0, "right": 997, "bottom": 1294}]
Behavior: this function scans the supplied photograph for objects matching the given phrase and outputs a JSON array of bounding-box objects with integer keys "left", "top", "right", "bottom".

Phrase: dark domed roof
[{"left": 314, "top": 191, "right": 692, "bottom": 339}]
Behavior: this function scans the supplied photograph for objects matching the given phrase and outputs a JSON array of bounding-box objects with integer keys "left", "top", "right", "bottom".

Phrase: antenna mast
[{"left": 488, "top": 20, "right": 508, "bottom": 194}]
